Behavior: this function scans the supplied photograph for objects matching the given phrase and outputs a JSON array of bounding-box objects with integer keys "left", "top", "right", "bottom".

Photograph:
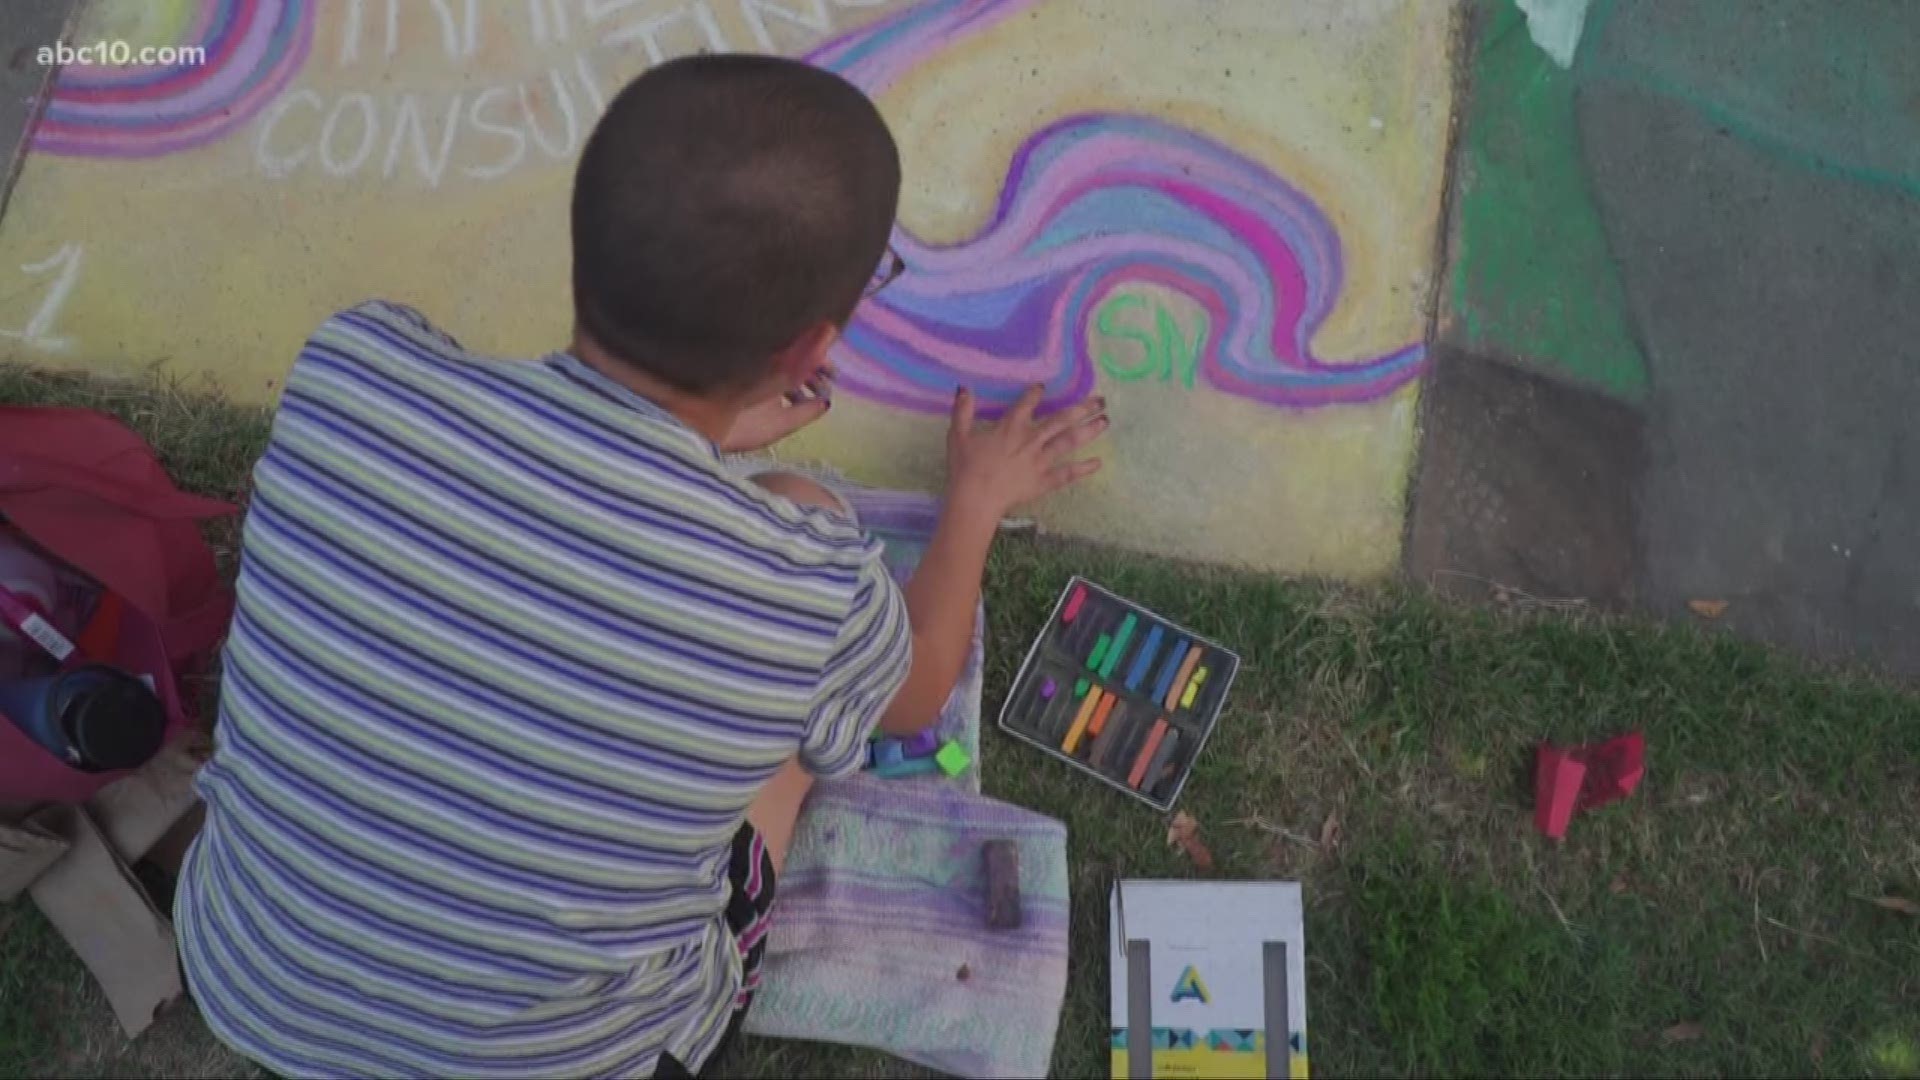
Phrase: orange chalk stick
[
  {"left": 1086, "top": 691, "right": 1118, "bottom": 738},
  {"left": 1162, "top": 645, "right": 1203, "bottom": 710},
  {"left": 1127, "top": 718, "right": 1170, "bottom": 788},
  {"left": 1062, "top": 688, "right": 1103, "bottom": 754}
]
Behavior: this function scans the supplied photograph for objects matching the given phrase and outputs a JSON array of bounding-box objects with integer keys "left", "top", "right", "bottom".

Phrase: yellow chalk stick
[
  {"left": 1062, "top": 688, "right": 1103, "bottom": 754},
  {"left": 1180, "top": 665, "right": 1209, "bottom": 708}
]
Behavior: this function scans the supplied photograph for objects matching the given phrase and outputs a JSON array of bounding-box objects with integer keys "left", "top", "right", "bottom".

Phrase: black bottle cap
[{"left": 59, "top": 666, "right": 166, "bottom": 772}]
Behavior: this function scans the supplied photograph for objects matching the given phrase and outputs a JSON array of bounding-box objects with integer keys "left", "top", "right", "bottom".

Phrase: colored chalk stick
[
  {"left": 1062, "top": 688, "right": 1102, "bottom": 754},
  {"left": 1149, "top": 637, "right": 1189, "bottom": 704},
  {"left": 874, "top": 739, "right": 906, "bottom": 768},
  {"left": 1128, "top": 719, "right": 1171, "bottom": 789},
  {"left": 1074, "top": 677, "right": 1090, "bottom": 698},
  {"left": 1181, "top": 665, "right": 1210, "bottom": 708},
  {"left": 1089, "top": 706, "right": 1126, "bottom": 771},
  {"left": 982, "top": 839, "right": 1022, "bottom": 930},
  {"left": 936, "top": 740, "right": 971, "bottom": 776},
  {"left": 1097, "top": 613, "right": 1138, "bottom": 679},
  {"left": 1087, "top": 692, "right": 1118, "bottom": 738},
  {"left": 1123, "top": 624, "right": 1165, "bottom": 692},
  {"left": 872, "top": 755, "right": 940, "bottom": 779},
  {"left": 1142, "top": 729, "right": 1182, "bottom": 795},
  {"left": 1087, "top": 633, "right": 1112, "bottom": 670},
  {"left": 1163, "top": 646, "right": 1203, "bottom": 710},
  {"left": 1061, "top": 585, "right": 1086, "bottom": 624},
  {"left": 1040, "top": 676, "right": 1057, "bottom": 699},
  {"left": 902, "top": 728, "right": 940, "bottom": 757}
]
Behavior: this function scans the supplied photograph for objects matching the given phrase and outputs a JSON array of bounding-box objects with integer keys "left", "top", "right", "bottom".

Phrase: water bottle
[
  {"left": 0, "top": 664, "right": 167, "bottom": 773},
  {"left": 0, "top": 532, "right": 59, "bottom": 678}
]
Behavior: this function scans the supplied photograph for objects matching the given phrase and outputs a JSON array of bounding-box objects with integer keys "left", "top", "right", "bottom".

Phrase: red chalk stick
[
  {"left": 1062, "top": 585, "right": 1086, "bottom": 623},
  {"left": 1127, "top": 718, "right": 1170, "bottom": 789}
]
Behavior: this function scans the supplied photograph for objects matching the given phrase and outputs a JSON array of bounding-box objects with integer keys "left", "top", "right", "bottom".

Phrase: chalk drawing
[
  {"left": 1094, "top": 295, "right": 1203, "bottom": 389},
  {"left": 1515, "top": 0, "right": 1593, "bottom": 70},
  {"left": 0, "top": 245, "right": 83, "bottom": 352},
  {"left": 33, "top": 0, "right": 315, "bottom": 158},
  {"left": 1450, "top": 0, "right": 1646, "bottom": 398},
  {"left": 813, "top": 0, "right": 1426, "bottom": 415},
  {"left": 0, "top": 0, "right": 1456, "bottom": 575}
]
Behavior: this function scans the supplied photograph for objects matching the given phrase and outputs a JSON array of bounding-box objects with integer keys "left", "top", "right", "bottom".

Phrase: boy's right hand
[{"left": 945, "top": 384, "right": 1108, "bottom": 519}]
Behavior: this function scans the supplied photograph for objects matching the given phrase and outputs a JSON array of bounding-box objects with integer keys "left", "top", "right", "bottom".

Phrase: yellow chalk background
[{"left": 0, "top": 0, "right": 1456, "bottom": 576}]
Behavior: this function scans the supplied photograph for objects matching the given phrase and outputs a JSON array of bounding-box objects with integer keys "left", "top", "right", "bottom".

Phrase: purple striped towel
[
  {"left": 739, "top": 485, "right": 1070, "bottom": 1077},
  {"left": 742, "top": 778, "right": 1070, "bottom": 1078}
]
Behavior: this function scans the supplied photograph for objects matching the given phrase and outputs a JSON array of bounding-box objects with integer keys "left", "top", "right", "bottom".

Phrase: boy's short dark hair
[{"left": 571, "top": 54, "right": 901, "bottom": 394}]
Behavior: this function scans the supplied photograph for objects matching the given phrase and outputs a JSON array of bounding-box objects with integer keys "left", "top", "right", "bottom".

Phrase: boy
[{"left": 173, "top": 54, "right": 1106, "bottom": 1079}]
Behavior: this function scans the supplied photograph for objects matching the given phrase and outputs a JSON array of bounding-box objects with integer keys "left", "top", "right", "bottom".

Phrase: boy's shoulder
[{"left": 309, "top": 299, "right": 464, "bottom": 356}]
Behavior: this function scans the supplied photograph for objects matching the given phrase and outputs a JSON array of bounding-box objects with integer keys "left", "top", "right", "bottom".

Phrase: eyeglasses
[{"left": 865, "top": 244, "right": 905, "bottom": 298}]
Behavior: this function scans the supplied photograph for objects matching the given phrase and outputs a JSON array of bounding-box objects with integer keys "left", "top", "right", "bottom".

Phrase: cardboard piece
[
  {"left": 26, "top": 803, "right": 184, "bottom": 1036},
  {"left": 90, "top": 733, "right": 209, "bottom": 863},
  {"left": 0, "top": 815, "right": 70, "bottom": 901},
  {"left": 0, "top": 735, "right": 205, "bottom": 1037},
  {"left": 1109, "top": 880, "right": 1309, "bottom": 1078}
]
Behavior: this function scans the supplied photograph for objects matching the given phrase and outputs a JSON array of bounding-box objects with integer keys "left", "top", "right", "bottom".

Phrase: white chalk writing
[
  {"left": 254, "top": 90, "right": 321, "bottom": 179},
  {"left": 339, "top": 0, "right": 479, "bottom": 65},
  {"left": 464, "top": 85, "right": 528, "bottom": 180},
  {"left": 273, "top": 0, "right": 908, "bottom": 186},
  {"left": 741, "top": 0, "right": 831, "bottom": 52},
  {"left": 318, "top": 92, "right": 379, "bottom": 175},
  {"left": 520, "top": 69, "right": 582, "bottom": 158},
  {"left": 383, "top": 94, "right": 465, "bottom": 186},
  {"left": 0, "top": 244, "right": 83, "bottom": 352},
  {"left": 528, "top": 0, "right": 571, "bottom": 45}
]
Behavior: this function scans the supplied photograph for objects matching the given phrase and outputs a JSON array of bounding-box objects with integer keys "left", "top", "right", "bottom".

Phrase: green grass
[{"left": 4, "top": 363, "right": 1919, "bottom": 1078}]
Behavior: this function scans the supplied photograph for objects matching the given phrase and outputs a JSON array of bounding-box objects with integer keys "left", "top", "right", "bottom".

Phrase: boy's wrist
[{"left": 941, "top": 479, "right": 1006, "bottom": 536}]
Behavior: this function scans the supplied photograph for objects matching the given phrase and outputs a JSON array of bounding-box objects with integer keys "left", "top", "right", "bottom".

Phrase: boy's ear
[{"left": 769, "top": 322, "right": 838, "bottom": 387}]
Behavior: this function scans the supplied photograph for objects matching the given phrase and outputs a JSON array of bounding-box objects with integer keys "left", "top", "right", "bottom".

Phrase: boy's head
[{"left": 571, "top": 54, "right": 901, "bottom": 398}]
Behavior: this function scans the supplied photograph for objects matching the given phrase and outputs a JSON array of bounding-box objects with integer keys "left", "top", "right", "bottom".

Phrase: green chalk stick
[
  {"left": 1075, "top": 677, "right": 1090, "bottom": 698},
  {"left": 936, "top": 740, "right": 971, "bottom": 777},
  {"left": 1098, "top": 612, "right": 1138, "bottom": 679},
  {"left": 1087, "top": 633, "right": 1112, "bottom": 670}
]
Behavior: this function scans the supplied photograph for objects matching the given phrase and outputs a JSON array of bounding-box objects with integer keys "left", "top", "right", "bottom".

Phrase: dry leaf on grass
[
  {"left": 1318, "top": 811, "right": 1342, "bottom": 856},
  {"left": 1166, "top": 811, "right": 1216, "bottom": 871},
  {"left": 1688, "top": 599, "right": 1729, "bottom": 619},
  {"left": 1868, "top": 896, "right": 1919, "bottom": 915},
  {"left": 1662, "top": 1022, "right": 1706, "bottom": 1043},
  {"left": 1609, "top": 874, "right": 1630, "bottom": 895}
]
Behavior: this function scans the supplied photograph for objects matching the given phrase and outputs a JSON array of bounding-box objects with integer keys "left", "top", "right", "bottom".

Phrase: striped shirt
[{"left": 175, "top": 301, "right": 913, "bottom": 1078}]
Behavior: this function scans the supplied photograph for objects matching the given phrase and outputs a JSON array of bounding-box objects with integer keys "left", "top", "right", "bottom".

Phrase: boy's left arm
[{"left": 795, "top": 555, "right": 913, "bottom": 779}]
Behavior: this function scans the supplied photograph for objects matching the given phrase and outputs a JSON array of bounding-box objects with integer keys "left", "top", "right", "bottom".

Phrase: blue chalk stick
[
  {"left": 871, "top": 755, "right": 941, "bottom": 779},
  {"left": 874, "top": 740, "right": 906, "bottom": 769},
  {"left": 1151, "top": 637, "right": 1189, "bottom": 703},
  {"left": 1123, "top": 624, "right": 1165, "bottom": 691}
]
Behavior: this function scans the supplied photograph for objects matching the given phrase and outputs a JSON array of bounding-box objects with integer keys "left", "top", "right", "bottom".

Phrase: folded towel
[
  {"left": 744, "top": 778, "right": 1070, "bottom": 1078},
  {"left": 739, "top": 486, "right": 1070, "bottom": 1078}
]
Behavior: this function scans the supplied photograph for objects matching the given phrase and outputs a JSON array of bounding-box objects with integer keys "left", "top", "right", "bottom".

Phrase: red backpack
[{"left": 0, "top": 406, "right": 237, "bottom": 804}]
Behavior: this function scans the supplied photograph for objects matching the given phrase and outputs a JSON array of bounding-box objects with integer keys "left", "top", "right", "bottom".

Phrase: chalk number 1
[{"left": 0, "top": 243, "right": 83, "bottom": 352}]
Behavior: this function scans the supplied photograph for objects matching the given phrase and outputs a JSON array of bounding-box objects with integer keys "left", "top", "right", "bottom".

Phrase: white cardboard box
[{"left": 1109, "top": 880, "right": 1309, "bottom": 1078}]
